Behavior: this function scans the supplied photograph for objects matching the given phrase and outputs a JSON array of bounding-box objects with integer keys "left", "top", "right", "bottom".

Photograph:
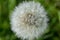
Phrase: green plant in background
[{"left": 0, "top": 0, "right": 60, "bottom": 40}]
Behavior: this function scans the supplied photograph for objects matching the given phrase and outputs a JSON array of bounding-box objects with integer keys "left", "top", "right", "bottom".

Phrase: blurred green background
[{"left": 0, "top": 0, "right": 60, "bottom": 40}]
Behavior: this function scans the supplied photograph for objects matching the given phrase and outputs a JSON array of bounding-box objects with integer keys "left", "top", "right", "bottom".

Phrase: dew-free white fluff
[{"left": 10, "top": 1, "right": 48, "bottom": 40}]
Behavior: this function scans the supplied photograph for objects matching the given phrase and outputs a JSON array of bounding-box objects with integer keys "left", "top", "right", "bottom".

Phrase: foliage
[{"left": 0, "top": 0, "right": 60, "bottom": 40}]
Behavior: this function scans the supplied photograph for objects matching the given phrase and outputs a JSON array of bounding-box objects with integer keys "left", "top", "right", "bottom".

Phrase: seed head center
[{"left": 23, "top": 13, "right": 36, "bottom": 25}]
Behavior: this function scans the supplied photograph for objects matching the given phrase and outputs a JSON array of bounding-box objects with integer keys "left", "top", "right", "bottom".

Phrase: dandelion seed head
[{"left": 10, "top": 1, "right": 48, "bottom": 40}]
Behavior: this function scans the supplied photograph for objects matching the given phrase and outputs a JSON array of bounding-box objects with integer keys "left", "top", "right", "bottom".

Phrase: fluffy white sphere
[{"left": 10, "top": 1, "right": 48, "bottom": 40}]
